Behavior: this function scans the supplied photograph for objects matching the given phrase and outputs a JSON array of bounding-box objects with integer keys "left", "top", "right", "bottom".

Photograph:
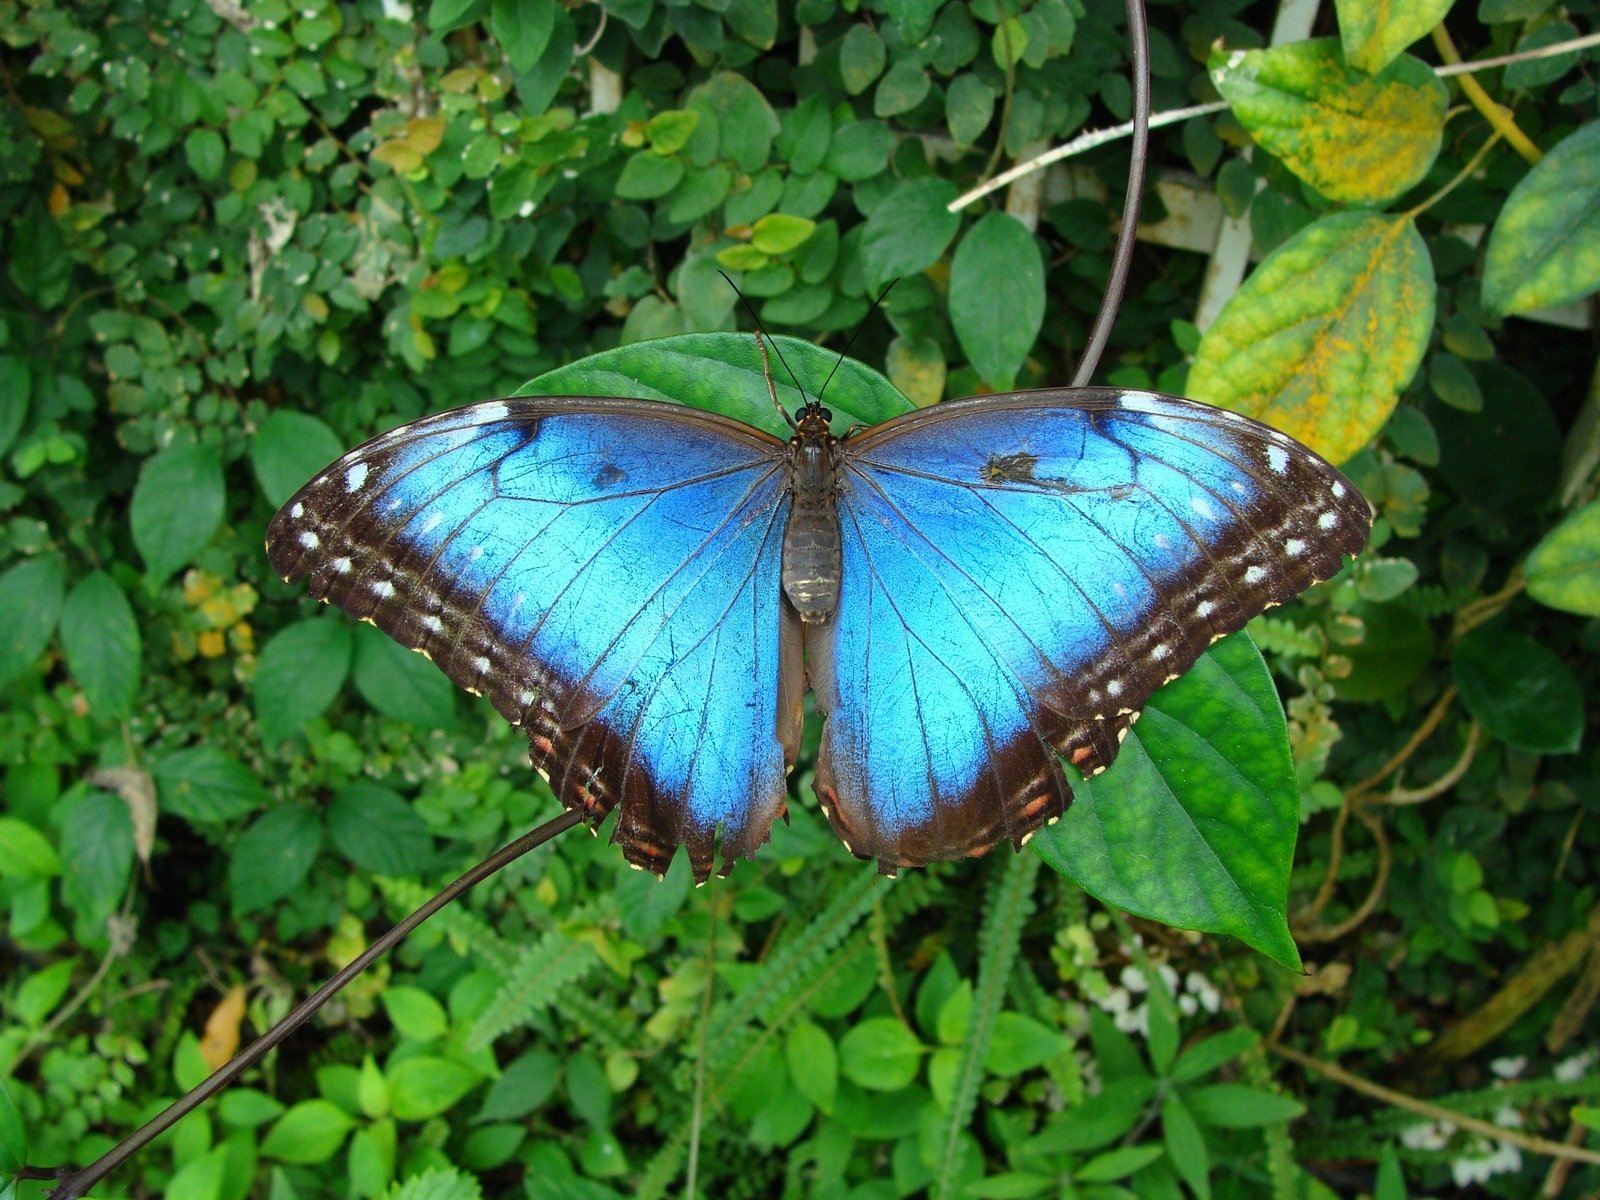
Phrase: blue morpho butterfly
[{"left": 266, "top": 334, "right": 1371, "bottom": 883}]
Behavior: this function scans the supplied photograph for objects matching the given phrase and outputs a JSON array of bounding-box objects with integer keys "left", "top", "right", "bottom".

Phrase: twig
[
  {"left": 1270, "top": 1042, "right": 1600, "bottom": 1166},
  {"left": 1295, "top": 807, "right": 1391, "bottom": 944},
  {"left": 1433, "top": 25, "right": 1542, "bottom": 164},
  {"left": 1381, "top": 723, "right": 1482, "bottom": 805},
  {"left": 1347, "top": 687, "right": 1458, "bottom": 801}
]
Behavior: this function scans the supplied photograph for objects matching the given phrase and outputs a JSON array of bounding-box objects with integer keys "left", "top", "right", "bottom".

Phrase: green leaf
[
  {"left": 327, "top": 782, "right": 435, "bottom": 876},
  {"left": 389, "top": 1057, "right": 483, "bottom": 1120},
  {"left": 1034, "top": 634, "right": 1302, "bottom": 969},
  {"left": 1075, "top": 1144, "right": 1166, "bottom": 1183},
  {"left": 0, "top": 555, "right": 64, "bottom": 687},
  {"left": 946, "top": 74, "right": 995, "bottom": 145},
  {"left": 785, "top": 1021, "right": 839, "bottom": 1114},
  {"left": 837, "top": 1017, "right": 924, "bottom": 1091},
  {"left": 255, "top": 617, "right": 352, "bottom": 745},
  {"left": 476, "top": 1050, "right": 560, "bottom": 1122},
  {"left": 219, "top": 1089, "right": 286, "bottom": 1129},
  {"left": 165, "top": 1145, "right": 227, "bottom": 1200},
  {"left": 1169, "top": 1026, "right": 1260, "bottom": 1084},
  {"left": 949, "top": 211, "right": 1044, "bottom": 390},
  {"left": 0, "top": 817, "right": 60, "bottom": 878},
  {"left": 1375, "top": 1143, "right": 1407, "bottom": 1200},
  {"left": 381, "top": 985, "right": 449, "bottom": 1043},
  {"left": 1482, "top": 121, "right": 1600, "bottom": 316},
  {"left": 839, "top": 25, "right": 887, "bottom": 94},
  {"left": 750, "top": 213, "right": 815, "bottom": 255},
  {"left": 984, "top": 1012, "right": 1068, "bottom": 1076},
  {"left": 351, "top": 623, "right": 457, "bottom": 729},
  {"left": 1188, "top": 212, "right": 1433, "bottom": 464},
  {"left": 260, "top": 1099, "right": 355, "bottom": 1164},
  {"left": 0, "top": 1077, "right": 26, "bottom": 1179},
  {"left": 614, "top": 152, "right": 684, "bottom": 201},
  {"left": 1210, "top": 40, "right": 1445, "bottom": 204},
  {"left": 184, "top": 127, "right": 226, "bottom": 181},
  {"left": 1335, "top": 0, "right": 1454, "bottom": 73},
  {"left": 60, "top": 571, "right": 140, "bottom": 719},
  {"left": 1162, "top": 1093, "right": 1211, "bottom": 1200},
  {"left": 383, "top": 1167, "right": 483, "bottom": 1200},
  {"left": 0, "top": 355, "right": 31, "bottom": 460},
  {"left": 518, "top": 333, "right": 913, "bottom": 440},
  {"left": 1453, "top": 627, "right": 1583, "bottom": 754},
  {"left": 60, "top": 791, "right": 135, "bottom": 924},
  {"left": 131, "top": 443, "right": 225, "bottom": 582},
  {"left": 886, "top": 0, "right": 941, "bottom": 43},
  {"left": 251, "top": 411, "right": 345, "bottom": 508},
  {"left": 1185, "top": 1083, "right": 1306, "bottom": 1127},
  {"left": 14, "top": 959, "right": 74, "bottom": 1026},
  {"left": 428, "top": 0, "right": 487, "bottom": 34},
  {"left": 490, "top": 0, "right": 553, "bottom": 74},
  {"left": 154, "top": 746, "right": 268, "bottom": 823},
  {"left": 825, "top": 120, "right": 894, "bottom": 182},
  {"left": 229, "top": 806, "right": 322, "bottom": 915},
  {"left": 645, "top": 110, "right": 700, "bottom": 155},
  {"left": 686, "top": 72, "right": 777, "bottom": 174},
  {"left": 874, "top": 60, "right": 930, "bottom": 118},
  {"left": 1525, "top": 501, "right": 1600, "bottom": 617},
  {"left": 861, "top": 178, "right": 961, "bottom": 286},
  {"left": 1334, "top": 601, "right": 1434, "bottom": 701}
]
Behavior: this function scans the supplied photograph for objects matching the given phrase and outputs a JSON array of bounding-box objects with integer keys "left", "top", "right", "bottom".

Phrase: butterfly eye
[{"left": 818, "top": 406, "right": 833, "bottom": 422}]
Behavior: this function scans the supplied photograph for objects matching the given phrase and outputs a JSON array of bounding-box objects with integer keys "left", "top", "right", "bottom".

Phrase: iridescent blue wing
[
  {"left": 809, "top": 388, "right": 1371, "bottom": 871},
  {"left": 266, "top": 399, "right": 803, "bottom": 881}
]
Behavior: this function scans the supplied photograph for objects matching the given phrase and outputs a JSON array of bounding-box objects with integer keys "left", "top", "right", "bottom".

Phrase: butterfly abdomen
[{"left": 782, "top": 410, "right": 842, "bottom": 623}]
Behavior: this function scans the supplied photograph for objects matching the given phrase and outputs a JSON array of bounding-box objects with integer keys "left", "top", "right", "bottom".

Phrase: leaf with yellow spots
[
  {"left": 1187, "top": 212, "right": 1433, "bottom": 464},
  {"left": 1334, "top": 0, "right": 1454, "bottom": 75},
  {"left": 199, "top": 983, "right": 247, "bottom": 1071},
  {"left": 1481, "top": 122, "right": 1600, "bottom": 317},
  {"left": 885, "top": 335, "right": 947, "bottom": 408},
  {"left": 1210, "top": 39, "right": 1445, "bottom": 205}
]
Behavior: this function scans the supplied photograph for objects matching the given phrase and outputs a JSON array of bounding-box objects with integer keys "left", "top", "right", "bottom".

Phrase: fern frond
[
  {"left": 373, "top": 875, "right": 518, "bottom": 976},
  {"left": 465, "top": 928, "right": 601, "bottom": 1050}
]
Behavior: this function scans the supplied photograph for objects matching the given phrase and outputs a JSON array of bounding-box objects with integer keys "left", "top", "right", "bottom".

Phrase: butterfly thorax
[{"left": 782, "top": 405, "right": 842, "bottom": 624}]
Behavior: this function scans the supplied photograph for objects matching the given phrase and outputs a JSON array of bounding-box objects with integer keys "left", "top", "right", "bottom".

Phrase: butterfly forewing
[
  {"left": 266, "top": 398, "right": 804, "bottom": 881},
  {"left": 806, "top": 389, "right": 1371, "bottom": 870}
]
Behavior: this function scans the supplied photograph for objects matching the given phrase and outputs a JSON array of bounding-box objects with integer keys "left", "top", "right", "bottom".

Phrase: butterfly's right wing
[{"left": 267, "top": 398, "right": 803, "bottom": 881}]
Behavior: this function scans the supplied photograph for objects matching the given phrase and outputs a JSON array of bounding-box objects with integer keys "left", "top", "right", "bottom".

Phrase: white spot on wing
[
  {"left": 421, "top": 512, "right": 443, "bottom": 534},
  {"left": 1152, "top": 643, "right": 1169, "bottom": 660},
  {"left": 291, "top": 502, "right": 304, "bottom": 519},
  {"left": 298, "top": 531, "right": 320, "bottom": 549},
  {"left": 1285, "top": 538, "right": 1305, "bottom": 556},
  {"left": 1319, "top": 511, "right": 1339, "bottom": 530},
  {"left": 373, "top": 579, "right": 395, "bottom": 599},
  {"left": 423, "top": 614, "right": 443, "bottom": 633},
  {"left": 1191, "top": 496, "right": 1218, "bottom": 520},
  {"left": 1106, "top": 679, "right": 1124, "bottom": 697},
  {"left": 345, "top": 462, "right": 368, "bottom": 491},
  {"left": 1267, "top": 445, "right": 1288, "bottom": 473},
  {"left": 477, "top": 402, "right": 509, "bottom": 423},
  {"left": 1196, "top": 600, "right": 1216, "bottom": 618},
  {"left": 1332, "top": 481, "right": 1346, "bottom": 498},
  {"left": 332, "top": 557, "right": 351, "bottom": 574},
  {"left": 1244, "top": 565, "right": 1267, "bottom": 585}
]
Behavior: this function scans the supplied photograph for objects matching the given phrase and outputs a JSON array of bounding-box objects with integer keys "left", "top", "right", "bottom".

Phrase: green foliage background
[{"left": 2, "top": 0, "right": 1599, "bottom": 1197}]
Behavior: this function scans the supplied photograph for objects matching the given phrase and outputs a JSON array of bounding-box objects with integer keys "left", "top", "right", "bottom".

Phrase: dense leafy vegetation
[{"left": 2, "top": 0, "right": 1598, "bottom": 1197}]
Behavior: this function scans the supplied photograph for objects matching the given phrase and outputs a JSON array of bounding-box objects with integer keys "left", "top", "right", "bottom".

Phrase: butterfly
[{"left": 266, "top": 335, "right": 1371, "bottom": 883}]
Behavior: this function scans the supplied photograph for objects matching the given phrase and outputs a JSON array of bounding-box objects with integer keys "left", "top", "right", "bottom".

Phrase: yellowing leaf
[
  {"left": 199, "top": 983, "right": 247, "bottom": 1070},
  {"left": 1334, "top": 0, "right": 1454, "bottom": 74},
  {"left": 1525, "top": 500, "right": 1600, "bottom": 618},
  {"left": 1188, "top": 212, "right": 1433, "bottom": 464},
  {"left": 1210, "top": 39, "right": 1445, "bottom": 204},
  {"left": 1481, "top": 121, "right": 1600, "bottom": 317}
]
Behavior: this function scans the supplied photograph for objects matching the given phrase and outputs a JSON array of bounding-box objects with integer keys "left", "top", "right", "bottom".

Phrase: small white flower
[
  {"left": 1490, "top": 1056, "right": 1526, "bottom": 1080},
  {"left": 1119, "top": 966, "right": 1148, "bottom": 993},
  {"left": 1555, "top": 1049, "right": 1595, "bottom": 1082},
  {"left": 1400, "top": 1120, "right": 1454, "bottom": 1150}
]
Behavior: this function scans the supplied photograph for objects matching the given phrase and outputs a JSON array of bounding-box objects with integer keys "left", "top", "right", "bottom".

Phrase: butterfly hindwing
[
  {"left": 266, "top": 398, "right": 804, "bottom": 881},
  {"left": 809, "top": 388, "right": 1372, "bottom": 871}
]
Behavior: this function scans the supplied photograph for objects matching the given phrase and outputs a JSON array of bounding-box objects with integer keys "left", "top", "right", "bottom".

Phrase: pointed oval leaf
[
  {"left": 1188, "top": 212, "right": 1433, "bottom": 463},
  {"left": 0, "top": 555, "right": 65, "bottom": 688},
  {"left": 351, "top": 622, "right": 457, "bottom": 728},
  {"left": 1482, "top": 121, "right": 1600, "bottom": 316},
  {"left": 1210, "top": 40, "right": 1445, "bottom": 204},
  {"left": 154, "top": 746, "right": 269, "bottom": 824},
  {"left": 1034, "top": 633, "right": 1301, "bottom": 969},
  {"left": 517, "top": 332, "right": 913, "bottom": 439},
  {"left": 1454, "top": 628, "right": 1583, "bottom": 755},
  {"left": 260, "top": 1099, "right": 356, "bottom": 1163},
  {"left": 60, "top": 791, "right": 136, "bottom": 924},
  {"left": 1335, "top": 0, "right": 1455, "bottom": 74},
  {"left": 949, "top": 211, "right": 1044, "bottom": 391},
  {"left": 60, "top": 571, "right": 141, "bottom": 720},
  {"left": 490, "top": 0, "right": 553, "bottom": 75},
  {"left": 255, "top": 617, "right": 352, "bottom": 745},
  {"left": 860, "top": 177, "right": 962, "bottom": 287},
  {"left": 328, "top": 782, "right": 435, "bottom": 876},
  {"left": 131, "top": 443, "right": 225, "bottom": 582},
  {"left": 229, "top": 806, "right": 322, "bottom": 915},
  {"left": 1525, "top": 500, "right": 1600, "bottom": 617},
  {"left": 837, "top": 1017, "right": 924, "bottom": 1091},
  {"left": 252, "top": 411, "right": 345, "bottom": 507},
  {"left": 0, "top": 1077, "right": 26, "bottom": 1178},
  {"left": 786, "top": 1021, "right": 839, "bottom": 1114},
  {"left": 389, "top": 1057, "right": 483, "bottom": 1121}
]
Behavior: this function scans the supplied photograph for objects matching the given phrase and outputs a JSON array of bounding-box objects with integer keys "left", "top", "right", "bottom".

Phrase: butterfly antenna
[
  {"left": 1070, "top": 0, "right": 1150, "bottom": 387},
  {"left": 30, "top": 808, "right": 586, "bottom": 1200},
  {"left": 817, "top": 278, "right": 900, "bottom": 403},
  {"left": 718, "top": 269, "right": 808, "bottom": 422}
]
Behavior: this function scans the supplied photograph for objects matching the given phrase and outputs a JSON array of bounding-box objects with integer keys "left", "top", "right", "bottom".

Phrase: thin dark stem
[
  {"left": 1071, "top": 0, "right": 1149, "bottom": 387},
  {"left": 40, "top": 806, "right": 586, "bottom": 1200}
]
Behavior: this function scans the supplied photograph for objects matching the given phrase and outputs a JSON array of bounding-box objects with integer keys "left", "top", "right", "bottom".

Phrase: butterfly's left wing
[
  {"left": 266, "top": 398, "right": 803, "bottom": 881},
  {"left": 809, "top": 388, "right": 1371, "bottom": 872}
]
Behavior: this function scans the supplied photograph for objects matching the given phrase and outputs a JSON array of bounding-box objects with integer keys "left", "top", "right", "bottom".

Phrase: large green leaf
[
  {"left": 0, "top": 555, "right": 64, "bottom": 688},
  {"left": 327, "top": 782, "right": 435, "bottom": 876},
  {"left": 1525, "top": 500, "right": 1600, "bottom": 617},
  {"left": 59, "top": 570, "right": 141, "bottom": 720},
  {"left": 255, "top": 617, "right": 352, "bottom": 745},
  {"left": 1210, "top": 40, "right": 1445, "bottom": 204},
  {"left": 1454, "top": 627, "right": 1583, "bottom": 755},
  {"left": 60, "top": 790, "right": 136, "bottom": 925},
  {"left": 516, "top": 333, "right": 914, "bottom": 439},
  {"left": 229, "top": 806, "right": 323, "bottom": 914},
  {"left": 860, "top": 178, "right": 962, "bottom": 286},
  {"left": 251, "top": 411, "right": 345, "bottom": 508},
  {"left": 131, "top": 443, "right": 225, "bottom": 583},
  {"left": 260, "top": 1099, "right": 356, "bottom": 1164},
  {"left": 949, "top": 211, "right": 1044, "bottom": 391},
  {"left": 1188, "top": 212, "right": 1433, "bottom": 464},
  {"left": 153, "top": 746, "right": 269, "bottom": 824},
  {"left": 1034, "top": 633, "right": 1301, "bottom": 969},
  {"left": 1482, "top": 121, "right": 1600, "bottom": 316},
  {"left": 351, "top": 622, "right": 458, "bottom": 729}
]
